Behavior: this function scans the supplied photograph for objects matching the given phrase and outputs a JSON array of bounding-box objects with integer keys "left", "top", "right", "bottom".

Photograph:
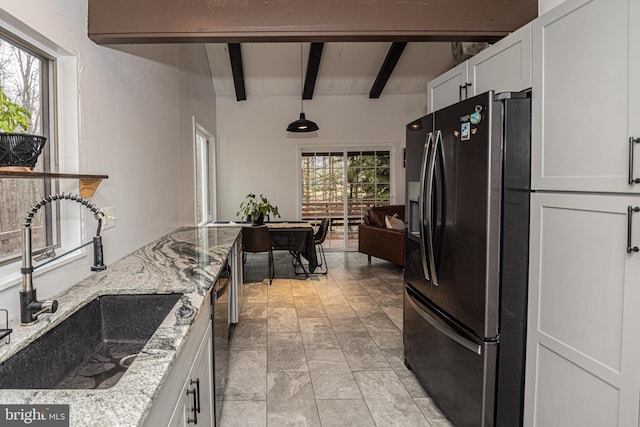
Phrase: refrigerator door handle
[
  {"left": 419, "top": 132, "right": 433, "bottom": 281},
  {"left": 425, "top": 130, "right": 441, "bottom": 287},
  {"left": 406, "top": 289, "right": 482, "bottom": 356}
]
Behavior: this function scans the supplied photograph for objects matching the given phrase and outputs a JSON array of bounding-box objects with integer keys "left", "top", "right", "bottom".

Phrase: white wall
[
  {"left": 539, "top": 0, "right": 567, "bottom": 15},
  {"left": 0, "top": 1, "right": 216, "bottom": 319},
  {"left": 216, "top": 93, "right": 427, "bottom": 221},
  {"left": 178, "top": 44, "right": 218, "bottom": 225}
]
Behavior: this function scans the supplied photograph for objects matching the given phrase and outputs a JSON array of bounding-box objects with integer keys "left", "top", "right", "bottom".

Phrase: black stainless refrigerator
[{"left": 404, "top": 90, "right": 531, "bottom": 427}]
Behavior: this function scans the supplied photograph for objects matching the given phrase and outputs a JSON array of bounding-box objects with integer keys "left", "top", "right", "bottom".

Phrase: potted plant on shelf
[
  {"left": 236, "top": 193, "right": 280, "bottom": 225},
  {"left": 0, "top": 86, "right": 46, "bottom": 170}
]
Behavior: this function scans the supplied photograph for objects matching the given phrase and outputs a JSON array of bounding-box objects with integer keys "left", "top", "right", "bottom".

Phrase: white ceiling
[{"left": 205, "top": 42, "right": 456, "bottom": 98}]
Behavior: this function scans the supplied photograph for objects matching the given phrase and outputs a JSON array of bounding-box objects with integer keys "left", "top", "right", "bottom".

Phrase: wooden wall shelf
[{"left": 0, "top": 170, "right": 109, "bottom": 197}]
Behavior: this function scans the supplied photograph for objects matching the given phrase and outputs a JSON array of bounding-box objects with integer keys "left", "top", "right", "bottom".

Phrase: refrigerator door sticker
[
  {"left": 469, "top": 105, "right": 482, "bottom": 125},
  {"left": 461, "top": 122, "right": 471, "bottom": 141},
  {"left": 470, "top": 105, "right": 483, "bottom": 124}
]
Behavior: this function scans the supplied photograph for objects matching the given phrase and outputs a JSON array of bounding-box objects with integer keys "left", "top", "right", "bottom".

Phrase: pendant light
[{"left": 287, "top": 43, "right": 319, "bottom": 133}]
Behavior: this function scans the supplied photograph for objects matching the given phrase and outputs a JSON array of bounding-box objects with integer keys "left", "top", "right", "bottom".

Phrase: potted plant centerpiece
[
  {"left": 0, "top": 86, "right": 46, "bottom": 170},
  {"left": 237, "top": 193, "right": 280, "bottom": 225}
]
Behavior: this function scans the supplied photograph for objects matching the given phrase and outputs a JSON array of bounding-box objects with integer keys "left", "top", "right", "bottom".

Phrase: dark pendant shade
[{"left": 286, "top": 112, "right": 319, "bottom": 133}]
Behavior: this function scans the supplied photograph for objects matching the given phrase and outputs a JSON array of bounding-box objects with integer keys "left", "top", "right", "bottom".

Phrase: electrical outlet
[{"left": 102, "top": 206, "right": 116, "bottom": 230}]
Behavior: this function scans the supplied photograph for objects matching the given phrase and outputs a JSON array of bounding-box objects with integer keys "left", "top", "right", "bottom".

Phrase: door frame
[
  {"left": 297, "top": 141, "right": 401, "bottom": 249},
  {"left": 193, "top": 118, "right": 216, "bottom": 225}
]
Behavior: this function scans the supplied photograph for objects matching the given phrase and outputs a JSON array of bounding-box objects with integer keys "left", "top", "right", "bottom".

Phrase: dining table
[{"left": 265, "top": 221, "right": 318, "bottom": 274}]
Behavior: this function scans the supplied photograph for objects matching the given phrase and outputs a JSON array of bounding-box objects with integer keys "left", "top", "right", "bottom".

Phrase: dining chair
[
  {"left": 313, "top": 218, "right": 331, "bottom": 274},
  {"left": 242, "top": 225, "right": 274, "bottom": 285},
  {"left": 294, "top": 218, "right": 331, "bottom": 275}
]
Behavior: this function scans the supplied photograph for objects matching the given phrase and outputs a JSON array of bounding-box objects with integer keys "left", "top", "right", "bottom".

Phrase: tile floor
[{"left": 218, "top": 250, "right": 454, "bottom": 427}]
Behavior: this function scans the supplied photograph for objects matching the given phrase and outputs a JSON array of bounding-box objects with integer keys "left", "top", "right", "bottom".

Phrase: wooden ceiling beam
[
  {"left": 369, "top": 42, "right": 407, "bottom": 99},
  {"left": 88, "top": 0, "right": 537, "bottom": 44},
  {"left": 302, "top": 43, "right": 324, "bottom": 100},
  {"left": 228, "top": 43, "right": 246, "bottom": 102}
]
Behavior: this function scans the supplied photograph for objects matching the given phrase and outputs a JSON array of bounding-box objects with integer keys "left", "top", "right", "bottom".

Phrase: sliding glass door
[{"left": 301, "top": 149, "right": 392, "bottom": 250}]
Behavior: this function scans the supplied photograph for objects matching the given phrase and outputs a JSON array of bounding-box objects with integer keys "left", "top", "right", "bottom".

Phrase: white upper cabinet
[
  {"left": 427, "top": 62, "right": 468, "bottom": 114},
  {"left": 531, "top": 0, "right": 639, "bottom": 192},
  {"left": 468, "top": 23, "right": 532, "bottom": 96},
  {"left": 427, "top": 23, "right": 532, "bottom": 113}
]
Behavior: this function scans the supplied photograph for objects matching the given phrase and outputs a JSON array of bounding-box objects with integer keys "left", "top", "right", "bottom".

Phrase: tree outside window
[
  {"left": 0, "top": 35, "right": 55, "bottom": 265},
  {"left": 301, "top": 150, "right": 391, "bottom": 250}
]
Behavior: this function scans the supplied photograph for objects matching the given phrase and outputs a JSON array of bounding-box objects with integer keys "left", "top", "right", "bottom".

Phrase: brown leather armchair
[{"left": 358, "top": 205, "right": 405, "bottom": 267}]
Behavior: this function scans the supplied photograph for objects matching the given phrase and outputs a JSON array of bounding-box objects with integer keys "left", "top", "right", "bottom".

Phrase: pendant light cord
[{"left": 300, "top": 42, "right": 304, "bottom": 114}]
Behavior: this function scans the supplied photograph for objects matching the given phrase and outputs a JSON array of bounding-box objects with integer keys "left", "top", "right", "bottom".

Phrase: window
[
  {"left": 194, "top": 121, "right": 216, "bottom": 225},
  {"left": 0, "top": 33, "right": 56, "bottom": 266},
  {"left": 301, "top": 149, "right": 392, "bottom": 250}
]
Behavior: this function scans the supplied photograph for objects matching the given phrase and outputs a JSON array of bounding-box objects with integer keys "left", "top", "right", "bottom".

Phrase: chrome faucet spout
[{"left": 20, "top": 193, "right": 107, "bottom": 326}]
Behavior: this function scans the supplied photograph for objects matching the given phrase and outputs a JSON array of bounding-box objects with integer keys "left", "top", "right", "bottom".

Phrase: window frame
[
  {"left": 298, "top": 143, "right": 398, "bottom": 250},
  {"left": 0, "top": 11, "right": 83, "bottom": 292},
  {"left": 193, "top": 118, "right": 216, "bottom": 225},
  {"left": 0, "top": 29, "right": 57, "bottom": 267}
]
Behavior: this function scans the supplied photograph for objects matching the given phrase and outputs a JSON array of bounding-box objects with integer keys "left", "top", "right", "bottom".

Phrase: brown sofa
[{"left": 358, "top": 205, "right": 405, "bottom": 267}]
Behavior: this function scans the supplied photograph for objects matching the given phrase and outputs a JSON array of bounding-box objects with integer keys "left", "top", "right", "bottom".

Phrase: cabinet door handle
[
  {"left": 186, "top": 379, "right": 200, "bottom": 424},
  {"left": 459, "top": 83, "right": 472, "bottom": 101},
  {"left": 628, "top": 137, "right": 640, "bottom": 184},
  {"left": 191, "top": 379, "right": 201, "bottom": 413},
  {"left": 627, "top": 206, "right": 640, "bottom": 253}
]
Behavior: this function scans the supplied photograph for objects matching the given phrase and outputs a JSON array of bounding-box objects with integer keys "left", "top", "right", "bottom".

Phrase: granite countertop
[{"left": 0, "top": 226, "right": 241, "bottom": 427}]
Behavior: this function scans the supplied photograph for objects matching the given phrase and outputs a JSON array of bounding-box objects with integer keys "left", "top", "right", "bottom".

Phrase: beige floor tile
[
  {"left": 219, "top": 400, "right": 266, "bottom": 427},
  {"left": 224, "top": 349, "right": 267, "bottom": 401},
  {"left": 310, "top": 371, "right": 362, "bottom": 400},
  {"left": 293, "top": 295, "right": 327, "bottom": 318},
  {"left": 267, "top": 332, "right": 308, "bottom": 373},
  {"left": 334, "top": 330, "right": 389, "bottom": 370},
  {"left": 298, "top": 317, "right": 341, "bottom": 350},
  {"left": 230, "top": 321, "right": 268, "bottom": 350},
  {"left": 267, "top": 306, "right": 299, "bottom": 332},
  {"left": 226, "top": 251, "right": 454, "bottom": 427},
  {"left": 354, "top": 370, "right": 430, "bottom": 426},
  {"left": 267, "top": 371, "right": 320, "bottom": 427},
  {"left": 316, "top": 399, "right": 376, "bottom": 427}
]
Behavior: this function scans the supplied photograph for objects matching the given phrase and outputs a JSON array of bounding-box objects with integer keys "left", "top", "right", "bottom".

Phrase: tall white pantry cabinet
[{"left": 525, "top": 0, "right": 640, "bottom": 426}]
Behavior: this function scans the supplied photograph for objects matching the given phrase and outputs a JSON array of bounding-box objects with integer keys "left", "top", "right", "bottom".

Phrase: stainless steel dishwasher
[{"left": 212, "top": 260, "right": 232, "bottom": 426}]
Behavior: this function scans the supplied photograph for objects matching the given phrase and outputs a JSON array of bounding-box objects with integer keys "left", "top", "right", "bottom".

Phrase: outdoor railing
[{"left": 301, "top": 200, "right": 390, "bottom": 230}]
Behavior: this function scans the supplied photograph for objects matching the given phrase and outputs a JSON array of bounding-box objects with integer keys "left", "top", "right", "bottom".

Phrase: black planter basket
[{"left": 0, "top": 133, "right": 47, "bottom": 169}]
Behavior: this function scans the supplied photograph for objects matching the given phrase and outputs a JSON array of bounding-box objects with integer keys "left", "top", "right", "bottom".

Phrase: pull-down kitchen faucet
[{"left": 20, "top": 193, "right": 107, "bottom": 325}]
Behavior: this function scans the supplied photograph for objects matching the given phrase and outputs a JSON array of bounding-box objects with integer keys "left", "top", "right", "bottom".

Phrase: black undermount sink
[{"left": 0, "top": 293, "right": 182, "bottom": 390}]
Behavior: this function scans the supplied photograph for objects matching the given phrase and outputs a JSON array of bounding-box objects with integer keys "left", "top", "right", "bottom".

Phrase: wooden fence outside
[{"left": 300, "top": 200, "right": 390, "bottom": 230}]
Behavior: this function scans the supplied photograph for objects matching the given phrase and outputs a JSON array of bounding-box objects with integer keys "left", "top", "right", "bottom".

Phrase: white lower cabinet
[
  {"left": 168, "top": 322, "right": 214, "bottom": 427},
  {"left": 525, "top": 192, "right": 640, "bottom": 426},
  {"left": 144, "top": 297, "right": 214, "bottom": 427}
]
